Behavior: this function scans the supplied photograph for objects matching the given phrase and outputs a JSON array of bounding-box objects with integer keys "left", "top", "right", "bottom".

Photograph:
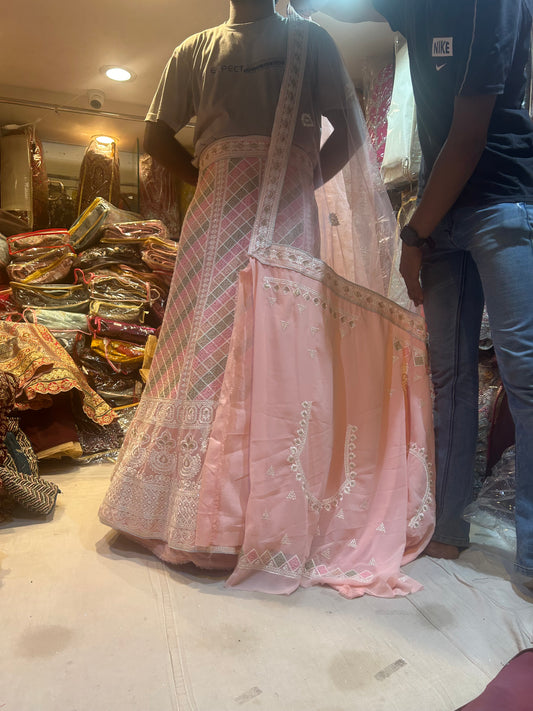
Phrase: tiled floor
[{"left": 1, "top": 462, "right": 532, "bottom": 711}]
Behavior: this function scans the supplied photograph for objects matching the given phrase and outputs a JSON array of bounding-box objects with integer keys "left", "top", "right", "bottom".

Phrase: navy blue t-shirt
[{"left": 373, "top": 0, "right": 533, "bottom": 207}]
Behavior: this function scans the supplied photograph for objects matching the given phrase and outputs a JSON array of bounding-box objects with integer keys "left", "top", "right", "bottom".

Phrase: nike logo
[{"left": 436, "top": 63, "right": 447, "bottom": 71}]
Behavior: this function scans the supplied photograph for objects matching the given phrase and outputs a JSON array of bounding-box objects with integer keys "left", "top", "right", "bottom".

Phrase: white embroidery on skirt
[
  {"left": 288, "top": 401, "right": 358, "bottom": 512},
  {"left": 407, "top": 444, "right": 434, "bottom": 529},
  {"left": 261, "top": 273, "right": 427, "bottom": 341}
]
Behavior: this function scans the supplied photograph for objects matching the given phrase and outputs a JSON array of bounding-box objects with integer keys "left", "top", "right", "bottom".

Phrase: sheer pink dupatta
[{"left": 195, "top": 14, "right": 435, "bottom": 598}]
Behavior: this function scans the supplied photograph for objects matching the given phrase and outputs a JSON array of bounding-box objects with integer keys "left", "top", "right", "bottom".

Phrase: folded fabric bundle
[
  {"left": 87, "top": 273, "right": 161, "bottom": 327},
  {"left": 10, "top": 280, "right": 89, "bottom": 312},
  {"left": 23, "top": 308, "right": 89, "bottom": 332},
  {"left": 141, "top": 236, "right": 178, "bottom": 282},
  {"left": 68, "top": 198, "right": 139, "bottom": 253},
  {"left": 90, "top": 335, "right": 145, "bottom": 369},
  {"left": 105, "top": 263, "right": 170, "bottom": 298},
  {"left": 88, "top": 316, "right": 156, "bottom": 344},
  {"left": 7, "top": 229, "right": 71, "bottom": 251},
  {"left": 73, "top": 339, "right": 141, "bottom": 403},
  {"left": 88, "top": 299, "right": 147, "bottom": 324},
  {"left": 88, "top": 272, "right": 157, "bottom": 305},
  {"left": 100, "top": 219, "right": 168, "bottom": 244},
  {"left": 74, "top": 244, "right": 144, "bottom": 272},
  {"left": 7, "top": 244, "right": 76, "bottom": 284}
]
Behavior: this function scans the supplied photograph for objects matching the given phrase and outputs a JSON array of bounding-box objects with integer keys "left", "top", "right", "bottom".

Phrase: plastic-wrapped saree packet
[
  {"left": 7, "top": 244, "right": 76, "bottom": 284},
  {"left": 463, "top": 446, "right": 516, "bottom": 551},
  {"left": 68, "top": 198, "right": 139, "bottom": 253},
  {"left": 74, "top": 244, "right": 145, "bottom": 272},
  {"left": 10, "top": 280, "right": 90, "bottom": 312},
  {"left": 7, "top": 229, "right": 70, "bottom": 251},
  {"left": 100, "top": 219, "right": 168, "bottom": 244}
]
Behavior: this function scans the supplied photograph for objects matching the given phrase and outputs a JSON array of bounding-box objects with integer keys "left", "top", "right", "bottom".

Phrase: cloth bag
[
  {"left": 0, "top": 371, "right": 59, "bottom": 518},
  {"left": 456, "top": 649, "right": 533, "bottom": 710}
]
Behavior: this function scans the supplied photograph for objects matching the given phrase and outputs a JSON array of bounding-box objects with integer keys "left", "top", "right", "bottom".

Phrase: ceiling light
[
  {"left": 95, "top": 135, "right": 116, "bottom": 145},
  {"left": 103, "top": 66, "right": 134, "bottom": 82}
]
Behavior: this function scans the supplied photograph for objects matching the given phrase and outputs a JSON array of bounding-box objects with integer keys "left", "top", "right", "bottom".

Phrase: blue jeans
[{"left": 421, "top": 202, "right": 533, "bottom": 577}]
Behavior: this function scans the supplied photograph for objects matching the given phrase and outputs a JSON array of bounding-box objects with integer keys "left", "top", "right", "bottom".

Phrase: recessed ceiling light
[
  {"left": 95, "top": 135, "right": 116, "bottom": 145},
  {"left": 102, "top": 66, "right": 135, "bottom": 82}
]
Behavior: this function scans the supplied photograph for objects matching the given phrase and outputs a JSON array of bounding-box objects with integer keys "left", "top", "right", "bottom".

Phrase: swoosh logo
[{"left": 436, "top": 63, "right": 447, "bottom": 71}]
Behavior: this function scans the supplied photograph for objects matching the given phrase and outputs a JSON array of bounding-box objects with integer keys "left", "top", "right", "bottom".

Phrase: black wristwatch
[{"left": 400, "top": 224, "right": 434, "bottom": 250}]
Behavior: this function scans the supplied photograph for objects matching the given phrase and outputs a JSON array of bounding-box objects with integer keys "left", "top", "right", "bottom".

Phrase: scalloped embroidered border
[
  {"left": 407, "top": 443, "right": 434, "bottom": 529},
  {"left": 287, "top": 400, "right": 359, "bottom": 512}
]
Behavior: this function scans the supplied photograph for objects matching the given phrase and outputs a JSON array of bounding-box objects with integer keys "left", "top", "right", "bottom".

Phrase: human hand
[{"left": 399, "top": 243, "right": 424, "bottom": 306}]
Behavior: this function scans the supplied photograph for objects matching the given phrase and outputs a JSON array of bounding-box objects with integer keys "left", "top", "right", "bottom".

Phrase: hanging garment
[{"left": 100, "top": 14, "right": 435, "bottom": 598}]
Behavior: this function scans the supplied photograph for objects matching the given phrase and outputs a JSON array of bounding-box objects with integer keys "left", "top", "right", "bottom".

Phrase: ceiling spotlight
[
  {"left": 103, "top": 66, "right": 134, "bottom": 82},
  {"left": 95, "top": 135, "right": 116, "bottom": 145}
]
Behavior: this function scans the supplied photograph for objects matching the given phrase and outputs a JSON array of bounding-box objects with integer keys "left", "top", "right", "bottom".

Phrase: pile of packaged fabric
[{"left": 0, "top": 197, "right": 178, "bottom": 470}]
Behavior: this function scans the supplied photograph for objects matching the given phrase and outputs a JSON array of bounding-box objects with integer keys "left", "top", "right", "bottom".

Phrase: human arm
[
  {"left": 400, "top": 93, "right": 497, "bottom": 305},
  {"left": 290, "top": 0, "right": 385, "bottom": 23},
  {"left": 144, "top": 120, "right": 199, "bottom": 186}
]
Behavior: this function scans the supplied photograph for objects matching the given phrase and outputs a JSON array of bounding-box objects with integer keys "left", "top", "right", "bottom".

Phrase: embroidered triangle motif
[
  {"left": 281, "top": 534, "right": 291, "bottom": 545},
  {"left": 286, "top": 490, "right": 297, "bottom": 501},
  {"left": 266, "top": 466, "right": 276, "bottom": 478},
  {"left": 281, "top": 320, "right": 289, "bottom": 331},
  {"left": 348, "top": 539, "right": 358, "bottom": 548},
  {"left": 262, "top": 511, "right": 271, "bottom": 520},
  {"left": 336, "top": 509, "right": 345, "bottom": 519},
  {"left": 376, "top": 522, "right": 386, "bottom": 533}
]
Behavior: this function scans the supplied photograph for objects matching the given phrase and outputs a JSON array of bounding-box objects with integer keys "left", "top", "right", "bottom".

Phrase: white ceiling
[{"left": 0, "top": 0, "right": 394, "bottom": 152}]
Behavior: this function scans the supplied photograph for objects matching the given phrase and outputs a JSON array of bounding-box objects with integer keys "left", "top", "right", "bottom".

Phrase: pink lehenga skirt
[{"left": 99, "top": 137, "right": 435, "bottom": 598}]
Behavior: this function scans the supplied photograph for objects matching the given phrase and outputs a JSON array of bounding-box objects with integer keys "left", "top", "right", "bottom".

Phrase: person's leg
[
  {"left": 465, "top": 202, "right": 533, "bottom": 579},
  {"left": 421, "top": 218, "right": 485, "bottom": 556}
]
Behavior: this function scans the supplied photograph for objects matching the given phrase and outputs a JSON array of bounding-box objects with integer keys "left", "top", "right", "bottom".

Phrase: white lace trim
[{"left": 249, "top": 19, "right": 309, "bottom": 254}]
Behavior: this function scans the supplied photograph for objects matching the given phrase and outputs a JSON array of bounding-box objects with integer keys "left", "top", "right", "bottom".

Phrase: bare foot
[{"left": 422, "top": 541, "right": 461, "bottom": 560}]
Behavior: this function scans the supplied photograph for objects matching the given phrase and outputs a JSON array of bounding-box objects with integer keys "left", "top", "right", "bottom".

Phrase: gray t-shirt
[{"left": 146, "top": 13, "right": 351, "bottom": 163}]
